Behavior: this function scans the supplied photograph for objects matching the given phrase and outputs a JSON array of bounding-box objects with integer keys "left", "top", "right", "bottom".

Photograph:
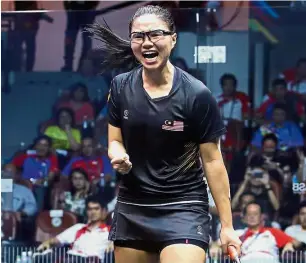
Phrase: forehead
[{"left": 132, "top": 14, "right": 169, "bottom": 32}]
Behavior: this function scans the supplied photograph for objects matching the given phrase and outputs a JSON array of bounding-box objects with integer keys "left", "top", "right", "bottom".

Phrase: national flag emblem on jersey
[{"left": 162, "top": 120, "right": 184, "bottom": 131}]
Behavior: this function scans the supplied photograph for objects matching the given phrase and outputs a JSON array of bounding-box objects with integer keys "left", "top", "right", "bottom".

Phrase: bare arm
[
  {"left": 108, "top": 124, "right": 126, "bottom": 160},
  {"left": 200, "top": 138, "right": 232, "bottom": 228}
]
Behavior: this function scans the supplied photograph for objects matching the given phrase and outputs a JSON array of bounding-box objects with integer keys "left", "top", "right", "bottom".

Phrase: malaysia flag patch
[{"left": 162, "top": 120, "right": 184, "bottom": 131}]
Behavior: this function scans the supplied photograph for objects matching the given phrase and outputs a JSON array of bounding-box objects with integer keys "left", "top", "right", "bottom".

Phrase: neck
[
  {"left": 142, "top": 62, "right": 174, "bottom": 87},
  {"left": 250, "top": 225, "right": 261, "bottom": 232},
  {"left": 88, "top": 220, "right": 103, "bottom": 229}
]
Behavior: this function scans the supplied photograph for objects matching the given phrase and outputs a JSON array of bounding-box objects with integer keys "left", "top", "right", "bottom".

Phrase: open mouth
[{"left": 142, "top": 51, "right": 159, "bottom": 59}]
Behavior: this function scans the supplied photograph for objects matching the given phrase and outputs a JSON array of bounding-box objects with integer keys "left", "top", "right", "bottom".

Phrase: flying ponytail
[{"left": 86, "top": 22, "right": 138, "bottom": 72}]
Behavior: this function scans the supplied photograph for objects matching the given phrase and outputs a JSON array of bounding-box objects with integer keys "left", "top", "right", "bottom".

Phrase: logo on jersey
[
  {"left": 123, "top": 110, "right": 129, "bottom": 120},
  {"left": 162, "top": 120, "right": 184, "bottom": 131},
  {"left": 197, "top": 226, "right": 203, "bottom": 235}
]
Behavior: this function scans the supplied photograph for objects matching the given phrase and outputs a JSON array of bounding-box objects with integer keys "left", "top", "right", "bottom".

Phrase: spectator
[
  {"left": 62, "top": 137, "right": 113, "bottom": 183},
  {"left": 59, "top": 168, "right": 91, "bottom": 220},
  {"left": 37, "top": 195, "right": 113, "bottom": 261},
  {"left": 251, "top": 103, "right": 304, "bottom": 151},
  {"left": 256, "top": 78, "right": 304, "bottom": 124},
  {"left": 216, "top": 73, "right": 250, "bottom": 153},
  {"left": 57, "top": 83, "right": 95, "bottom": 127},
  {"left": 231, "top": 156, "right": 280, "bottom": 220},
  {"left": 285, "top": 201, "right": 306, "bottom": 244},
  {"left": 238, "top": 202, "right": 302, "bottom": 262},
  {"left": 44, "top": 108, "right": 81, "bottom": 151},
  {"left": 1, "top": 164, "right": 37, "bottom": 219},
  {"left": 62, "top": 1, "right": 99, "bottom": 71},
  {"left": 281, "top": 58, "right": 306, "bottom": 98},
  {"left": 12, "top": 135, "right": 58, "bottom": 183}
]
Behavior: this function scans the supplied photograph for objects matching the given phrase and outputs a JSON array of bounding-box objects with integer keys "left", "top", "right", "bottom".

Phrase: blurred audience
[
  {"left": 37, "top": 195, "right": 113, "bottom": 261},
  {"left": 62, "top": 137, "right": 113, "bottom": 183},
  {"left": 44, "top": 108, "right": 81, "bottom": 151},
  {"left": 252, "top": 103, "right": 304, "bottom": 150},
  {"left": 231, "top": 156, "right": 280, "bottom": 220},
  {"left": 62, "top": 1, "right": 99, "bottom": 72},
  {"left": 57, "top": 82, "right": 95, "bottom": 127},
  {"left": 12, "top": 135, "right": 58, "bottom": 183},
  {"left": 285, "top": 201, "right": 306, "bottom": 245},
  {"left": 256, "top": 78, "right": 305, "bottom": 124},
  {"left": 216, "top": 73, "right": 250, "bottom": 154},
  {"left": 1, "top": 164, "right": 37, "bottom": 219},
  {"left": 58, "top": 168, "right": 91, "bottom": 220}
]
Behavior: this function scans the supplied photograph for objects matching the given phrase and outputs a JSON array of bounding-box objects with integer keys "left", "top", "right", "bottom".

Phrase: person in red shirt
[
  {"left": 256, "top": 78, "right": 305, "bottom": 124},
  {"left": 216, "top": 73, "right": 250, "bottom": 156},
  {"left": 57, "top": 82, "right": 95, "bottom": 127},
  {"left": 63, "top": 137, "right": 113, "bottom": 183},
  {"left": 239, "top": 202, "right": 303, "bottom": 261},
  {"left": 12, "top": 135, "right": 58, "bottom": 184}
]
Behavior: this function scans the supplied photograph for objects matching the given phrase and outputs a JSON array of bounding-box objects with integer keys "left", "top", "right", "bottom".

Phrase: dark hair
[
  {"left": 69, "top": 168, "right": 89, "bottom": 194},
  {"left": 85, "top": 194, "right": 107, "bottom": 210},
  {"left": 272, "top": 103, "right": 287, "bottom": 113},
  {"left": 87, "top": 5, "right": 176, "bottom": 72},
  {"left": 248, "top": 155, "right": 265, "bottom": 168},
  {"left": 32, "top": 135, "right": 52, "bottom": 148},
  {"left": 70, "top": 82, "right": 90, "bottom": 102},
  {"left": 243, "top": 201, "right": 261, "bottom": 216},
  {"left": 297, "top": 58, "right": 306, "bottom": 67},
  {"left": 299, "top": 200, "right": 306, "bottom": 212},
  {"left": 272, "top": 78, "right": 287, "bottom": 88},
  {"left": 239, "top": 192, "right": 255, "bottom": 204},
  {"left": 55, "top": 107, "right": 76, "bottom": 127},
  {"left": 220, "top": 73, "right": 237, "bottom": 87},
  {"left": 262, "top": 133, "right": 278, "bottom": 146}
]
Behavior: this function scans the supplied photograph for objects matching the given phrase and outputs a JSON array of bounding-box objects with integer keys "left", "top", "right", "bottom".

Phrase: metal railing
[{"left": 1, "top": 244, "right": 305, "bottom": 263}]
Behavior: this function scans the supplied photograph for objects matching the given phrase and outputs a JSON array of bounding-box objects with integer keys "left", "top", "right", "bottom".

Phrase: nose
[{"left": 142, "top": 35, "right": 154, "bottom": 48}]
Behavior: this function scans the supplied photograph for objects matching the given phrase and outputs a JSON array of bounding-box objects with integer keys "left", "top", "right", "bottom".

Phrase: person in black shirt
[{"left": 89, "top": 5, "right": 241, "bottom": 263}]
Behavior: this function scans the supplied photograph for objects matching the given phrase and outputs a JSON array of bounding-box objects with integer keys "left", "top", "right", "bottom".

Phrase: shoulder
[
  {"left": 112, "top": 67, "right": 141, "bottom": 91},
  {"left": 285, "top": 225, "right": 299, "bottom": 233},
  {"left": 178, "top": 69, "right": 212, "bottom": 101}
]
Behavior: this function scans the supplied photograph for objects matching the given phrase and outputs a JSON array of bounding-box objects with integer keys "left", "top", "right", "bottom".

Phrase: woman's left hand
[{"left": 220, "top": 227, "right": 242, "bottom": 256}]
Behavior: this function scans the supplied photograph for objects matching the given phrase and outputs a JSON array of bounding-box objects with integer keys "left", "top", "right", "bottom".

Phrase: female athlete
[{"left": 89, "top": 5, "right": 241, "bottom": 263}]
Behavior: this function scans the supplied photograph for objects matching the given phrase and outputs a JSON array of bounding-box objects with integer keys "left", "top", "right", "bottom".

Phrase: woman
[
  {"left": 44, "top": 108, "right": 81, "bottom": 151},
  {"left": 89, "top": 5, "right": 241, "bottom": 263},
  {"left": 57, "top": 83, "right": 95, "bottom": 126},
  {"left": 59, "top": 168, "right": 90, "bottom": 220}
]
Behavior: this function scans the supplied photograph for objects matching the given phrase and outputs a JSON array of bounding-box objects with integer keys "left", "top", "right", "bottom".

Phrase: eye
[
  {"left": 149, "top": 30, "right": 164, "bottom": 38},
  {"left": 131, "top": 32, "right": 143, "bottom": 39}
]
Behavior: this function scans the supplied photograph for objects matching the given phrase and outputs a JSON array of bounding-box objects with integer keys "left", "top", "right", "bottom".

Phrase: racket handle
[{"left": 227, "top": 246, "right": 241, "bottom": 263}]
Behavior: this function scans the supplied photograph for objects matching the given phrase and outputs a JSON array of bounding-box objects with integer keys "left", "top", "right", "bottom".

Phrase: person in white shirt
[
  {"left": 285, "top": 201, "right": 306, "bottom": 244},
  {"left": 37, "top": 195, "right": 113, "bottom": 261}
]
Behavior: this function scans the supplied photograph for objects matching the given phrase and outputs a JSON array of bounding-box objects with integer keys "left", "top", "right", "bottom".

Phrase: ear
[{"left": 171, "top": 33, "right": 177, "bottom": 48}]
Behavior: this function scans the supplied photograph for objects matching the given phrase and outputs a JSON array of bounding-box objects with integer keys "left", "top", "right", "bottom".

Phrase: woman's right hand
[
  {"left": 111, "top": 153, "right": 132, "bottom": 174},
  {"left": 244, "top": 168, "right": 252, "bottom": 183}
]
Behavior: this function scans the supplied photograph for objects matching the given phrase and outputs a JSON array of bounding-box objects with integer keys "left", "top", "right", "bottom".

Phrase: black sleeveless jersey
[{"left": 108, "top": 66, "right": 226, "bottom": 204}]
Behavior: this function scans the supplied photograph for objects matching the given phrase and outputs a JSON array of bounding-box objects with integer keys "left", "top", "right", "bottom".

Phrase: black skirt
[{"left": 109, "top": 201, "right": 211, "bottom": 253}]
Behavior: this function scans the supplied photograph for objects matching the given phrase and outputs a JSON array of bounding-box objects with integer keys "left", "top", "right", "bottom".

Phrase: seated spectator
[
  {"left": 249, "top": 134, "right": 299, "bottom": 184},
  {"left": 216, "top": 73, "right": 250, "bottom": 153},
  {"left": 256, "top": 78, "right": 304, "bottom": 124},
  {"left": 1, "top": 164, "right": 37, "bottom": 219},
  {"left": 281, "top": 58, "right": 306, "bottom": 100},
  {"left": 12, "top": 135, "right": 58, "bottom": 183},
  {"left": 231, "top": 157, "right": 280, "bottom": 220},
  {"left": 251, "top": 103, "right": 304, "bottom": 151},
  {"left": 62, "top": 137, "right": 113, "bottom": 183},
  {"left": 239, "top": 202, "right": 302, "bottom": 262},
  {"left": 37, "top": 195, "right": 113, "bottom": 261},
  {"left": 59, "top": 168, "right": 91, "bottom": 219},
  {"left": 44, "top": 108, "right": 81, "bottom": 151},
  {"left": 57, "top": 82, "right": 95, "bottom": 127},
  {"left": 285, "top": 201, "right": 306, "bottom": 245}
]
